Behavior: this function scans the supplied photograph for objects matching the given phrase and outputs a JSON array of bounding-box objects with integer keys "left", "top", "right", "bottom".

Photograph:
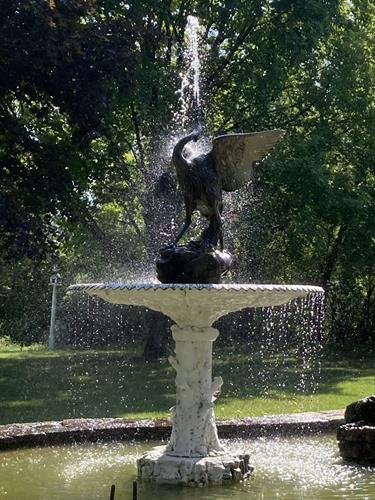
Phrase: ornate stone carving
[
  {"left": 68, "top": 282, "right": 324, "bottom": 485},
  {"left": 166, "top": 325, "right": 222, "bottom": 457},
  {"left": 137, "top": 446, "right": 253, "bottom": 486}
]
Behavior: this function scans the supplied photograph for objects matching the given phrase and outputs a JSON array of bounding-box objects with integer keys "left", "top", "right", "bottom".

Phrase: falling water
[
  {"left": 174, "top": 15, "right": 203, "bottom": 128},
  {"left": 143, "top": 14, "right": 207, "bottom": 257},
  {"left": 186, "top": 15, "right": 201, "bottom": 107},
  {"left": 152, "top": 14, "right": 205, "bottom": 181},
  {"left": 214, "top": 291, "right": 325, "bottom": 406}
]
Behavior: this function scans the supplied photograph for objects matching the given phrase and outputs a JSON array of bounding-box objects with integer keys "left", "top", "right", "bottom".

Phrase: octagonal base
[{"left": 137, "top": 445, "right": 253, "bottom": 486}]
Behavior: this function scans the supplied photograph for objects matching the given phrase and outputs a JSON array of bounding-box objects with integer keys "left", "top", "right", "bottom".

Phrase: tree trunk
[{"left": 143, "top": 310, "right": 169, "bottom": 361}]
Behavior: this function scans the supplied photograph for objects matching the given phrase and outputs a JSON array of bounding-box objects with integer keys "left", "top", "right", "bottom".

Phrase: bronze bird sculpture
[{"left": 172, "top": 128, "right": 285, "bottom": 249}]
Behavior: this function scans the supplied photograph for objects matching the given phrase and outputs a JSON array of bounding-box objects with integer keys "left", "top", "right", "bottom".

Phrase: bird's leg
[
  {"left": 212, "top": 205, "right": 224, "bottom": 249},
  {"left": 200, "top": 211, "right": 223, "bottom": 250},
  {"left": 217, "top": 202, "right": 224, "bottom": 250},
  {"left": 174, "top": 210, "right": 192, "bottom": 245},
  {"left": 199, "top": 225, "right": 213, "bottom": 249},
  {"left": 212, "top": 213, "right": 222, "bottom": 249},
  {"left": 218, "top": 209, "right": 224, "bottom": 250},
  {"left": 219, "top": 225, "right": 224, "bottom": 251}
]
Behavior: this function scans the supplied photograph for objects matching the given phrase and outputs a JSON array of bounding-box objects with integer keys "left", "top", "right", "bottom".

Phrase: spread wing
[{"left": 211, "top": 130, "right": 285, "bottom": 192}]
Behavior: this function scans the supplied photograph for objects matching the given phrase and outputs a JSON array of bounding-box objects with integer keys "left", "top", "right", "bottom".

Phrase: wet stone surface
[
  {"left": 338, "top": 395, "right": 375, "bottom": 462},
  {"left": 345, "top": 395, "right": 375, "bottom": 425},
  {"left": 337, "top": 424, "right": 375, "bottom": 462},
  {"left": 137, "top": 445, "right": 253, "bottom": 486},
  {"left": 0, "top": 410, "right": 344, "bottom": 450}
]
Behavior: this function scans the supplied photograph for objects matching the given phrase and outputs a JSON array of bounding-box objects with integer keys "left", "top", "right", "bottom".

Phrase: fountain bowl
[{"left": 68, "top": 283, "right": 324, "bottom": 328}]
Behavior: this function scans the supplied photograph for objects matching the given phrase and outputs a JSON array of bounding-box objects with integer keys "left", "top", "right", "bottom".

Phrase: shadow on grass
[
  {"left": 0, "top": 346, "right": 373, "bottom": 424},
  {"left": 0, "top": 349, "right": 175, "bottom": 424},
  {"left": 214, "top": 347, "right": 374, "bottom": 400}
]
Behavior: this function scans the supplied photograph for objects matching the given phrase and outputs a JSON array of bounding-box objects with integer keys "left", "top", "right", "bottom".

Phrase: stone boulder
[
  {"left": 337, "top": 395, "right": 375, "bottom": 462},
  {"left": 345, "top": 395, "right": 375, "bottom": 425}
]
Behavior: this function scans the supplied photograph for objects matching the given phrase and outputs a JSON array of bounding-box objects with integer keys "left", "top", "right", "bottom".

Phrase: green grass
[{"left": 0, "top": 344, "right": 373, "bottom": 425}]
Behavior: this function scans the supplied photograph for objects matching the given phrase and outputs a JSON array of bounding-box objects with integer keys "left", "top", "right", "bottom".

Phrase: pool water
[{"left": 0, "top": 434, "right": 374, "bottom": 499}]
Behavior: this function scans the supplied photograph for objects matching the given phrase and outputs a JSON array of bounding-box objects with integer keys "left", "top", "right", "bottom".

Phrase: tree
[
  {"left": 1, "top": 0, "right": 375, "bottom": 348},
  {"left": 0, "top": 0, "right": 140, "bottom": 260}
]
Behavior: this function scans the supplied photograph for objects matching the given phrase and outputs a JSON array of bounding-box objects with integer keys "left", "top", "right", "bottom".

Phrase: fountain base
[{"left": 137, "top": 445, "right": 253, "bottom": 486}]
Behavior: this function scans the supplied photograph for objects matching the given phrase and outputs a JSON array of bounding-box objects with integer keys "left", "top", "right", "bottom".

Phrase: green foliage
[
  {"left": 222, "top": 0, "right": 375, "bottom": 342},
  {"left": 1, "top": 0, "right": 375, "bottom": 347},
  {"left": 0, "top": 336, "right": 45, "bottom": 352}
]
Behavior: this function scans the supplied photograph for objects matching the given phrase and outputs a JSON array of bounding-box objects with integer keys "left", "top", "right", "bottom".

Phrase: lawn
[{"left": 0, "top": 344, "right": 373, "bottom": 425}]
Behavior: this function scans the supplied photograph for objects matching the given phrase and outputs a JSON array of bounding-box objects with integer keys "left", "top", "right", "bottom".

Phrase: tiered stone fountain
[
  {"left": 69, "top": 24, "right": 324, "bottom": 482},
  {"left": 69, "top": 282, "right": 323, "bottom": 485}
]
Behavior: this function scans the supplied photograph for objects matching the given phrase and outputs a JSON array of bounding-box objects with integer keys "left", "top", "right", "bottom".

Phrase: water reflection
[{"left": 0, "top": 435, "right": 374, "bottom": 499}]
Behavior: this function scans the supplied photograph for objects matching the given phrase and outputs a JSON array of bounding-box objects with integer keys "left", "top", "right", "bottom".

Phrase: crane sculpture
[
  {"left": 157, "top": 128, "right": 285, "bottom": 284},
  {"left": 172, "top": 128, "right": 285, "bottom": 249}
]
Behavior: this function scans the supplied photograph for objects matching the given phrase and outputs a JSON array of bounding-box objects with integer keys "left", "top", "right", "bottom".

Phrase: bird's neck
[{"left": 172, "top": 132, "right": 196, "bottom": 169}]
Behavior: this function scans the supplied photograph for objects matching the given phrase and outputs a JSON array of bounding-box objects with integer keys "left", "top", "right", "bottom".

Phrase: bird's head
[{"left": 191, "top": 124, "right": 202, "bottom": 142}]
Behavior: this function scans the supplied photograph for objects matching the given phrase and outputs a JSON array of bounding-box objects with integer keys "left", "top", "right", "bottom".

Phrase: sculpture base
[
  {"left": 156, "top": 241, "right": 233, "bottom": 284},
  {"left": 137, "top": 445, "right": 253, "bottom": 486}
]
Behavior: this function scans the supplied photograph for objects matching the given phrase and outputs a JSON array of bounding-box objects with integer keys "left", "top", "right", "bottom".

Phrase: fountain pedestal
[
  {"left": 68, "top": 283, "right": 323, "bottom": 486},
  {"left": 137, "top": 324, "right": 252, "bottom": 485},
  {"left": 167, "top": 325, "right": 222, "bottom": 457}
]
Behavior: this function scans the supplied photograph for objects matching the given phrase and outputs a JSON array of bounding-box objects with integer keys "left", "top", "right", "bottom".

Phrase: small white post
[{"left": 48, "top": 266, "right": 61, "bottom": 350}]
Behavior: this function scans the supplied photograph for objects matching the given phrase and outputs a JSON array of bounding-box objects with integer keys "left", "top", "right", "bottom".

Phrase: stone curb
[{"left": 0, "top": 410, "right": 344, "bottom": 451}]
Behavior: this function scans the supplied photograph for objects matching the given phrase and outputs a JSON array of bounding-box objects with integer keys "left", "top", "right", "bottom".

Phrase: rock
[
  {"left": 337, "top": 396, "right": 375, "bottom": 463},
  {"left": 345, "top": 395, "right": 375, "bottom": 425},
  {"left": 156, "top": 241, "right": 233, "bottom": 284},
  {"left": 337, "top": 423, "right": 375, "bottom": 462}
]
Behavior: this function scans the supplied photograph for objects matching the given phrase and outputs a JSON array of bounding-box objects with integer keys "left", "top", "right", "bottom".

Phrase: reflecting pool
[{"left": 0, "top": 434, "right": 374, "bottom": 499}]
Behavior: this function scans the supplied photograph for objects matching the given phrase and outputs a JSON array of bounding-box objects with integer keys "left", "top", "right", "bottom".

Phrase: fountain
[
  {"left": 68, "top": 15, "right": 324, "bottom": 486},
  {"left": 69, "top": 283, "right": 323, "bottom": 485}
]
